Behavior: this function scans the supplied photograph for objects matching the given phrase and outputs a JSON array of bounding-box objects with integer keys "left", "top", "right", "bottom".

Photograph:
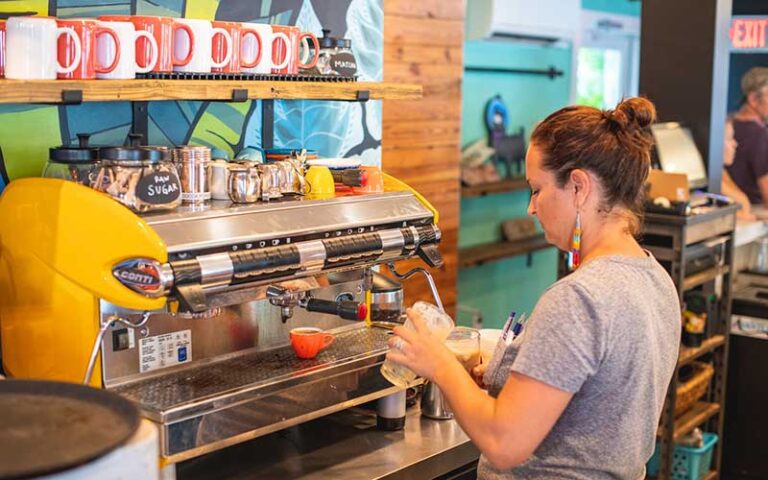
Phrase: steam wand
[{"left": 386, "top": 263, "right": 444, "bottom": 313}]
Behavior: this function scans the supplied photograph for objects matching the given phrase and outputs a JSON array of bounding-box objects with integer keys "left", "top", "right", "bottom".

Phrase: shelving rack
[
  {"left": 461, "top": 177, "right": 528, "bottom": 198},
  {"left": 641, "top": 204, "right": 738, "bottom": 480},
  {"left": 0, "top": 78, "right": 422, "bottom": 148},
  {"left": 459, "top": 234, "right": 549, "bottom": 268},
  {"left": 459, "top": 178, "right": 548, "bottom": 267}
]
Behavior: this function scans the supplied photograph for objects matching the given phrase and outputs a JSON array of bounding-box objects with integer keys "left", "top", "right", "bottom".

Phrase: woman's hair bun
[{"left": 604, "top": 97, "right": 656, "bottom": 130}]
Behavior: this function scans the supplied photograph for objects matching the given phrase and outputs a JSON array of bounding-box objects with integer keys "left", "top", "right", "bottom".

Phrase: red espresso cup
[
  {"left": 289, "top": 327, "right": 334, "bottom": 359},
  {"left": 270, "top": 25, "right": 318, "bottom": 75},
  {"left": 57, "top": 18, "right": 119, "bottom": 79}
]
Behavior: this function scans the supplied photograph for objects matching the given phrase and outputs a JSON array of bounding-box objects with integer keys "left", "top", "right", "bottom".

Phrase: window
[
  {"left": 577, "top": 47, "right": 623, "bottom": 108},
  {"left": 574, "top": 10, "right": 640, "bottom": 108}
]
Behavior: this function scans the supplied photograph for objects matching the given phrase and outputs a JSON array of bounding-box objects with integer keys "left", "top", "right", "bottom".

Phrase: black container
[{"left": 43, "top": 133, "right": 100, "bottom": 185}]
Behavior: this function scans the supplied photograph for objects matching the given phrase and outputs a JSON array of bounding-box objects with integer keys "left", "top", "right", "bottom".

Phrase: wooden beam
[
  {"left": 384, "top": 16, "right": 465, "bottom": 47},
  {"left": 384, "top": 0, "right": 466, "bottom": 19},
  {"left": 0, "top": 79, "right": 422, "bottom": 104}
]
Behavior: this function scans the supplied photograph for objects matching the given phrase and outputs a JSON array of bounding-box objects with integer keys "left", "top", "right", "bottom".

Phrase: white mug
[
  {"left": 173, "top": 19, "right": 232, "bottom": 73},
  {"left": 6, "top": 16, "right": 81, "bottom": 79},
  {"left": 240, "top": 23, "right": 288, "bottom": 74},
  {"left": 96, "top": 20, "right": 158, "bottom": 79}
]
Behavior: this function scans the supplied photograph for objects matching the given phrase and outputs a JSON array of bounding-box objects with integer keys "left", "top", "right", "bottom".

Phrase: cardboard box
[{"left": 648, "top": 169, "right": 689, "bottom": 202}]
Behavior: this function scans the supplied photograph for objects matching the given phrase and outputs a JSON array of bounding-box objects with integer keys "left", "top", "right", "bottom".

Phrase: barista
[
  {"left": 722, "top": 118, "right": 757, "bottom": 221},
  {"left": 727, "top": 67, "right": 768, "bottom": 208},
  {"left": 388, "top": 98, "right": 681, "bottom": 478}
]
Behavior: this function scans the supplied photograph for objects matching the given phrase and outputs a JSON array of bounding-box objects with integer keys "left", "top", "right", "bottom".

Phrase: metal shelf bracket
[{"left": 61, "top": 90, "right": 83, "bottom": 105}]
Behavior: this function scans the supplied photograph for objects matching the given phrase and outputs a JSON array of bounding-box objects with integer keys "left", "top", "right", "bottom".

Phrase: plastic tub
[{"left": 646, "top": 432, "right": 718, "bottom": 480}]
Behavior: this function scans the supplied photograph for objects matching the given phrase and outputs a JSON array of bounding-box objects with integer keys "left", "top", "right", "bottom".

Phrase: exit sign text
[{"left": 731, "top": 17, "right": 768, "bottom": 51}]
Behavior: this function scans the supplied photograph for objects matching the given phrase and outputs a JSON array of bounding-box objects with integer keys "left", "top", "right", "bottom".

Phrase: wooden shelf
[
  {"left": 670, "top": 402, "right": 720, "bottom": 443},
  {"left": 461, "top": 178, "right": 528, "bottom": 198},
  {"left": 459, "top": 234, "right": 550, "bottom": 268},
  {"left": 678, "top": 335, "right": 726, "bottom": 367},
  {"left": 644, "top": 245, "right": 675, "bottom": 262},
  {"left": 682, "top": 265, "right": 730, "bottom": 291},
  {"left": 0, "top": 79, "right": 422, "bottom": 104}
]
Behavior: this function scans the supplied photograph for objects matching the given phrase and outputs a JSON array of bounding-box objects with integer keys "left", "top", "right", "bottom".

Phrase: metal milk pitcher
[{"left": 227, "top": 165, "right": 261, "bottom": 203}]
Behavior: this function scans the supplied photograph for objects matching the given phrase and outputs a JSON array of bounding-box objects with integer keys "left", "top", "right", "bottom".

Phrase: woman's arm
[
  {"left": 389, "top": 312, "right": 572, "bottom": 470},
  {"left": 722, "top": 170, "right": 756, "bottom": 220},
  {"left": 758, "top": 174, "right": 768, "bottom": 212}
]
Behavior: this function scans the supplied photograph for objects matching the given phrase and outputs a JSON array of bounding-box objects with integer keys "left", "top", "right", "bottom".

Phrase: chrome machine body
[{"left": 98, "top": 192, "right": 441, "bottom": 462}]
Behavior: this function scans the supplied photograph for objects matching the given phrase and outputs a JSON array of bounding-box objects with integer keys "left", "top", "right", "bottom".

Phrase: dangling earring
[{"left": 568, "top": 211, "right": 581, "bottom": 271}]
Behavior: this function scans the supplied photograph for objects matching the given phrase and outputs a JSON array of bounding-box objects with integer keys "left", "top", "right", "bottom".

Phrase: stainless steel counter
[{"left": 176, "top": 405, "right": 480, "bottom": 480}]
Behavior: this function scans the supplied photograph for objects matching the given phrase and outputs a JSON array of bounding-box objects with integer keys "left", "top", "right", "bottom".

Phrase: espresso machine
[{"left": 0, "top": 176, "right": 442, "bottom": 464}]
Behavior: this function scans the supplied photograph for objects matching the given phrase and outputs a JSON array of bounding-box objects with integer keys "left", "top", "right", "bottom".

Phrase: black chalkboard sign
[
  {"left": 136, "top": 171, "right": 181, "bottom": 205},
  {"left": 331, "top": 52, "right": 357, "bottom": 77}
]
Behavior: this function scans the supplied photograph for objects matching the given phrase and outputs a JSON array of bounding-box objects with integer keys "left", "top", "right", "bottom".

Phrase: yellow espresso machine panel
[
  {"left": 0, "top": 176, "right": 443, "bottom": 462},
  {"left": 0, "top": 179, "right": 166, "bottom": 386}
]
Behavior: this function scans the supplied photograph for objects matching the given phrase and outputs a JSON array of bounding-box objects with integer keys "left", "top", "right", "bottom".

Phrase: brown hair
[{"left": 531, "top": 97, "right": 656, "bottom": 235}]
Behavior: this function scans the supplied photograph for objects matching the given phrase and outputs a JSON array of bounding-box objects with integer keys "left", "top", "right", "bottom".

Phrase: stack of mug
[{"left": 0, "top": 15, "right": 319, "bottom": 80}]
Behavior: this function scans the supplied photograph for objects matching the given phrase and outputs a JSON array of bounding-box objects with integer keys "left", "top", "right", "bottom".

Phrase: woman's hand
[
  {"left": 737, "top": 204, "right": 758, "bottom": 222},
  {"left": 386, "top": 307, "right": 461, "bottom": 384},
  {"left": 471, "top": 363, "right": 487, "bottom": 388}
]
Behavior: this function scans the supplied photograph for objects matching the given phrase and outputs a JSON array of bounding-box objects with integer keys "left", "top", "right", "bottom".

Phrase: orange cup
[
  {"left": 289, "top": 327, "right": 334, "bottom": 359},
  {"left": 352, "top": 166, "right": 384, "bottom": 194}
]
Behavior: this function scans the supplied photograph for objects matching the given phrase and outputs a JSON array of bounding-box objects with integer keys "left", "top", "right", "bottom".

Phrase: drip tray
[{"left": 112, "top": 325, "right": 391, "bottom": 423}]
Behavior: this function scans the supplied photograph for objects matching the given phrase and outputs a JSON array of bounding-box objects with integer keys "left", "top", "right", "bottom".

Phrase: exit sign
[{"left": 731, "top": 16, "right": 768, "bottom": 51}]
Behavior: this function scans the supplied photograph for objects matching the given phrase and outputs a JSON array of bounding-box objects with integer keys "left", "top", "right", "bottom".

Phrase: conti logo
[
  {"left": 117, "top": 270, "right": 155, "bottom": 285},
  {"left": 113, "top": 258, "right": 164, "bottom": 296}
]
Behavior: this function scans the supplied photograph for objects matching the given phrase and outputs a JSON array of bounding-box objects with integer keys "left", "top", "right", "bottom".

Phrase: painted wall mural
[{"left": 0, "top": 0, "right": 383, "bottom": 192}]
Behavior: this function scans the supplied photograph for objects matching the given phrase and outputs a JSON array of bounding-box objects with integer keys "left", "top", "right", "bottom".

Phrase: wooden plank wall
[{"left": 382, "top": 0, "right": 465, "bottom": 316}]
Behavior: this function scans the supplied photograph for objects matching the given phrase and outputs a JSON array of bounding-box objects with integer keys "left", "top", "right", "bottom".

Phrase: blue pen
[
  {"left": 511, "top": 313, "right": 527, "bottom": 339},
  {"left": 502, "top": 311, "right": 517, "bottom": 340}
]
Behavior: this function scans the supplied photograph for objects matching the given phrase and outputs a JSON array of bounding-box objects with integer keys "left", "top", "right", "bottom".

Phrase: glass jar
[
  {"left": 315, "top": 29, "right": 357, "bottom": 77},
  {"left": 91, "top": 144, "right": 181, "bottom": 212},
  {"left": 380, "top": 301, "right": 454, "bottom": 388},
  {"left": 43, "top": 133, "right": 99, "bottom": 185},
  {"left": 332, "top": 37, "right": 357, "bottom": 77},
  {"left": 316, "top": 29, "right": 337, "bottom": 76}
]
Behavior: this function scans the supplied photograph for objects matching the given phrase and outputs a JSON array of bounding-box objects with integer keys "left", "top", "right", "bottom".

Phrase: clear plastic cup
[
  {"left": 479, "top": 328, "right": 503, "bottom": 364},
  {"left": 381, "top": 301, "right": 455, "bottom": 388},
  {"left": 446, "top": 327, "right": 481, "bottom": 372}
]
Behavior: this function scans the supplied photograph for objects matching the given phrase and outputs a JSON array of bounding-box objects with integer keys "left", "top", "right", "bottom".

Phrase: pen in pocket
[
  {"left": 511, "top": 313, "right": 528, "bottom": 339},
  {"left": 502, "top": 311, "right": 516, "bottom": 341}
]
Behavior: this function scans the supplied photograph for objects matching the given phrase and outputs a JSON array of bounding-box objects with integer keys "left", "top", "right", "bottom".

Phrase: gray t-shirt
[{"left": 478, "top": 254, "right": 681, "bottom": 480}]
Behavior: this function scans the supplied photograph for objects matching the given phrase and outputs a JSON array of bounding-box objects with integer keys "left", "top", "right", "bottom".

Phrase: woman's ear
[{"left": 569, "top": 169, "right": 591, "bottom": 208}]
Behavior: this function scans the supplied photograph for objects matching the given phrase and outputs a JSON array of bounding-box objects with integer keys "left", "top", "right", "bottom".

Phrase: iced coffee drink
[{"left": 446, "top": 327, "right": 481, "bottom": 372}]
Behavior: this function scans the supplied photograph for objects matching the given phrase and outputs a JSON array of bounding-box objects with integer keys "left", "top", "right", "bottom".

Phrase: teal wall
[
  {"left": 582, "top": 0, "right": 641, "bottom": 16},
  {"left": 458, "top": 1, "right": 639, "bottom": 328},
  {"left": 458, "top": 41, "right": 572, "bottom": 327}
]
